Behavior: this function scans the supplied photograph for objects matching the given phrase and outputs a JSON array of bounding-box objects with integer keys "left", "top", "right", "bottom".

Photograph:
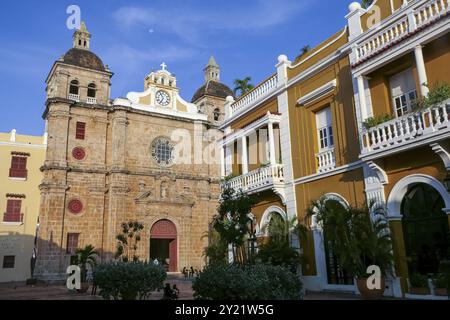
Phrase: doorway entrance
[{"left": 150, "top": 220, "right": 178, "bottom": 272}]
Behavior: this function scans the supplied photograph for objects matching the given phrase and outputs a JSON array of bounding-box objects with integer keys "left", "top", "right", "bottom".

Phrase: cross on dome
[{"left": 160, "top": 62, "right": 167, "bottom": 71}]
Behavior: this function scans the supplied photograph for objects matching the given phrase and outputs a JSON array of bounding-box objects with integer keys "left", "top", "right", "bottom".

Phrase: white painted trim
[
  {"left": 8, "top": 177, "right": 27, "bottom": 182},
  {"left": 0, "top": 141, "right": 47, "bottom": 149},
  {"left": 297, "top": 80, "right": 337, "bottom": 106},
  {"left": 294, "top": 161, "right": 364, "bottom": 186},
  {"left": 2, "top": 222, "right": 24, "bottom": 226},
  {"left": 258, "top": 206, "right": 287, "bottom": 237},
  {"left": 387, "top": 174, "right": 450, "bottom": 220},
  {"left": 431, "top": 143, "right": 450, "bottom": 171}
]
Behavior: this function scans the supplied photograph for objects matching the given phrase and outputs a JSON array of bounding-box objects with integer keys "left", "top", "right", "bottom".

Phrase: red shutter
[
  {"left": 76, "top": 122, "right": 86, "bottom": 140},
  {"left": 4, "top": 200, "right": 22, "bottom": 222},
  {"left": 9, "top": 157, "right": 28, "bottom": 178}
]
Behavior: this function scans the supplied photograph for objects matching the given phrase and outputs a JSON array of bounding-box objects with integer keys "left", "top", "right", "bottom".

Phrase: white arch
[
  {"left": 387, "top": 174, "right": 450, "bottom": 220},
  {"left": 258, "top": 206, "right": 287, "bottom": 237}
]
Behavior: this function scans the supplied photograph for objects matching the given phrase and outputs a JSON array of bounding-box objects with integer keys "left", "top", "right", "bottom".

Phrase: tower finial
[
  {"left": 204, "top": 56, "right": 220, "bottom": 83},
  {"left": 73, "top": 21, "right": 91, "bottom": 50}
]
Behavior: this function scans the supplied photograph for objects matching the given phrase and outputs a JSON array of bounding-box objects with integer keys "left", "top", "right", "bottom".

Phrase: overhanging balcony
[
  {"left": 361, "top": 100, "right": 450, "bottom": 158},
  {"left": 226, "top": 164, "right": 285, "bottom": 195}
]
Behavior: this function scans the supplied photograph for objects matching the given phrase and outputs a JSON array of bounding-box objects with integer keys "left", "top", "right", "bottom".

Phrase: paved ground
[{"left": 0, "top": 277, "right": 363, "bottom": 300}]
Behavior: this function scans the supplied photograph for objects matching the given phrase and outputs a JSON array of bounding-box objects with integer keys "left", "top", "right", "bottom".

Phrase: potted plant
[
  {"left": 409, "top": 273, "right": 429, "bottom": 295},
  {"left": 308, "top": 200, "right": 394, "bottom": 300},
  {"left": 434, "top": 260, "right": 450, "bottom": 297},
  {"left": 73, "top": 245, "right": 98, "bottom": 293}
]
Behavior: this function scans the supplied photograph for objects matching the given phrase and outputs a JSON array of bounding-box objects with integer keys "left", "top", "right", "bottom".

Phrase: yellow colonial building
[
  {"left": 221, "top": 0, "right": 450, "bottom": 299},
  {"left": 0, "top": 130, "right": 47, "bottom": 282}
]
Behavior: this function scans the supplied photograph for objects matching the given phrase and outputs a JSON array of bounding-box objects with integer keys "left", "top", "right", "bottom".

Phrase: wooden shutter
[{"left": 76, "top": 122, "right": 86, "bottom": 140}]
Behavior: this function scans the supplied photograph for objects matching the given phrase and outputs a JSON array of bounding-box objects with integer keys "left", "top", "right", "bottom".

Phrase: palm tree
[
  {"left": 233, "top": 77, "right": 254, "bottom": 97},
  {"left": 74, "top": 245, "right": 98, "bottom": 282},
  {"left": 361, "top": 0, "right": 374, "bottom": 9}
]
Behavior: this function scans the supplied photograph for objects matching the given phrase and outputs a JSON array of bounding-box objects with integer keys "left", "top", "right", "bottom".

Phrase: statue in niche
[
  {"left": 161, "top": 181, "right": 169, "bottom": 199},
  {"left": 136, "top": 181, "right": 152, "bottom": 200}
]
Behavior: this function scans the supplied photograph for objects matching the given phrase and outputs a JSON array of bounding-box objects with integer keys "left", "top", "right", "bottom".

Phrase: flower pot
[
  {"left": 434, "top": 288, "right": 448, "bottom": 296},
  {"left": 356, "top": 278, "right": 386, "bottom": 300},
  {"left": 77, "top": 282, "right": 90, "bottom": 293},
  {"left": 409, "top": 287, "right": 429, "bottom": 295}
]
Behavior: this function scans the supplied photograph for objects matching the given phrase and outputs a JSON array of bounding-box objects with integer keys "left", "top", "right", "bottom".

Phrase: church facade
[{"left": 34, "top": 23, "right": 232, "bottom": 280}]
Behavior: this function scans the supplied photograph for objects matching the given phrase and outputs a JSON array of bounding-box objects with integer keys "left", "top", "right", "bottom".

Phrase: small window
[
  {"left": 69, "top": 80, "right": 79, "bottom": 95},
  {"left": 213, "top": 108, "right": 220, "bottom": 121},
  {"left": 2, "top": 256, "right": 15, "bottom": 269},
  {"left": 87, "top": 83, "right": 96, "bottom": 98},
  {"left": 5, "top": 199, "right": 22, "bottom": 223},
  {"left": 316, "top": 107, "right": 334, "bottom": 151},
  {"left": 67, "top": 233, "right": 80, "bottom": 254},
  {"left": 76, "top": 122, "right": 86, "bottom": 140},
  {"left": 390, "top": 69, "right": 417, "bottom": 117},
  {"left": 9, "top": 156, "right": 27, "bottom": 179}
]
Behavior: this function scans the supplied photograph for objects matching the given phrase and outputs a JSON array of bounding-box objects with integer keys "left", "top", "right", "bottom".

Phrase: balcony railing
[
  {"left": 226, "top": 164, "right": 284, "bottom": 194},
  {"left": 68, "top": 93, "right": 80, "bottom": 102},
  {"left": 355, "top": 0, "right": 450, "bottom": 64},
  {"left": 229, "top": 74, "right": 279, "bottom": 118},
  {"left": 3, "top": 213, "right": 24, "bottom": 223},
  {"left": 316, "top": 148, "right": 336, "bottom": 173},
  {"left": 362, "top": 102, "right": 450, "bottom": 155},
  {"left": 9, "top": 169, "right": 28, "bottom": 179},
  {"left": 86, "top": 97, "right": 97, "bottom": 104}
]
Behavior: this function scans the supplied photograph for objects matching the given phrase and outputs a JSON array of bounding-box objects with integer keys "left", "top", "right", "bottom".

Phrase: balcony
[
  {"left": 9, "top": 169, "right": 28, "bottom": 179},
  {"left": 3, "top": 213, "right": 24, "bottom": 224},
  {"left": 316, "top": 148, "right": 336, "bottom": 173},
  {"left": 228, "top": 74, "right": 279, "bottom": 119},
  {"left": 361, "top": 101, "right": 450, "bottom": 157},
  {"left": 226, "top": 164, "right": 284, "bottom": 195},
  {"left": 86, "top": 97, "right": 97, "bottom": 104},
  {"left": 68, "top": 93, "right": 80, "bottom": 102},
  {"left": 354, "top": 0, "right": 450, "bottom": 66}
]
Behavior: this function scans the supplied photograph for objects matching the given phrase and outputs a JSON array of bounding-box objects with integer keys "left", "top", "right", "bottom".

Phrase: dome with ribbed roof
[
  {"left": 62, "top": 48, "right": 106, "bottom": 71},
  {"left": 191, "top": 80, "right": 233, "bottom": 103}
]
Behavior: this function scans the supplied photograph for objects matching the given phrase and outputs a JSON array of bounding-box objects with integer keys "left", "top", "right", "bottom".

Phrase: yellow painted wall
[
  {"left": 0, "top": 131, "right": 46, "bottom": 282},
  {"left": 288, "top": 56, "right": 359, "bottom": 179}
]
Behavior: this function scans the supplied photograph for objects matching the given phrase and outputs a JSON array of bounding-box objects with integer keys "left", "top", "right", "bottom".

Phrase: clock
[{"left": 155, "top": 90, "right": 171, "bottom": 106}]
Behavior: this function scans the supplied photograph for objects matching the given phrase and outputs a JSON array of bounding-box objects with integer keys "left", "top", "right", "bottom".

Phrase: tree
[
  {"left": 116, "top": 221, "right": 144, "bottom": 262},
  {"left": 361, "top": 0, "right": 374, "bottom": 9},
  {"left": 73, "top": 245, "right": 98, "bottom": 283},
  {"left": 233, "top": 77, "right": 254, "bottom": 97},
  {"left": 212, "top": 183, "right": 256, "bottom": 265}
]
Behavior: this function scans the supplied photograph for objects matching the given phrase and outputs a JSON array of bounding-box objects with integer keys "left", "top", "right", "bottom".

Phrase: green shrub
[
  {"left": 363, "top": 114, "right": 395, "bottom": 129},
  {"left": 414, "top": 81, "right": 450, "bottom": 110},
  {"left": 193, "top": 263, "right": 302, "bottom": 300},
  {"left": 93, "top": 261, "right": 166, "bottom": 300},
  {"left": 409, "top": 273, "right": 428, "bottom": 288}
]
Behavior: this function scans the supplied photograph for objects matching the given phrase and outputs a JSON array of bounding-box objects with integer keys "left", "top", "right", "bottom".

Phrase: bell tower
[
  {"left": 204, "top": 56, "right": 220, "bottom": 83},
  {"left": 73, "top": 22, "right": 91, "bottom": 50}
]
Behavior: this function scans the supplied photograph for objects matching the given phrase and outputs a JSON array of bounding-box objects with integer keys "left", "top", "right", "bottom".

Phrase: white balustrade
[
  {"left": 86, "top": 97, "right": 97, "bottom": 104},
  {"left": 230, "top": 74, "right": 279, "bottom": 118},
  {"left": 316, "top": 148, "right": 336, "bottom": 173},
  {"left": 68, "top": 93, "right": 80, "bottom": 102},
  {"left": 355, "top": 0, "right": 450, "bottom": 64},
  {"left": 225, "top": 164, "right": 284, "bottom": 193},
  {"left": 362, "top": 102, "right": 450, "bottom": 154}
]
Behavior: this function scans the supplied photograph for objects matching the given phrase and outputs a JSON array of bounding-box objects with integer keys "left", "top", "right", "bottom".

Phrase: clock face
[{"left": 156, "top": 90, "right": 171, "bottom": 106}]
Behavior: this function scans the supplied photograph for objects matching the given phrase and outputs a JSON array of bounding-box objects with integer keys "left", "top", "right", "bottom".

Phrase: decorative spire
[
  {"left": 204, "top": 56, "right": 220, "bottom": 83},
  {"left": 73, "top": 21, "right": 91, "bottom": 50}
]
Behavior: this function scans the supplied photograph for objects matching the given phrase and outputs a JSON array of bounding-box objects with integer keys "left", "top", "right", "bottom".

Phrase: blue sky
[{"left": 0, "top": 0, "right": 350, "bottom": 136}]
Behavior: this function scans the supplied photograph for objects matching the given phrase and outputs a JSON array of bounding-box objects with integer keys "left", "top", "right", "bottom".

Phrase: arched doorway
[
  {"left": 150, "top": 220, "right": 177, "bottom": 272},
  {"left": 311, "top": 194, "right": 354, "bottom": 289},
  {"left": 401, "top": 183, "right": 449, "bottom": 275}
]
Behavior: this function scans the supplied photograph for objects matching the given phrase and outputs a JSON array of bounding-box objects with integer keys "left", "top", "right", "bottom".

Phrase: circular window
[
  {"left": 68, "top": 199, "right": 83, "bottom": 215},
  {"left": 151, "top": 137, "right": 174, "bottom": 167},
  {"left": 72, "top": 147, "right": 86, "bottom": 160}
]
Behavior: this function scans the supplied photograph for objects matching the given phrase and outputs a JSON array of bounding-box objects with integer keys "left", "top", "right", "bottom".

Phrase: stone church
[{"left": 34, "top": 22, "right": 233, "bottom": 280}]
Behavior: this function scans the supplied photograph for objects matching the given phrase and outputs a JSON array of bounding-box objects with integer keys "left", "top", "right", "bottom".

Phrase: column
[
  {"left": 357, "top": 75, "right": 369, "bottom": 121},
  {"left": 220, "top": 146, "right": 226, "bottom": 178},
  {"left": 414, "top": 45, "right": 429, "bottom": 97},
  {"left": 268, "top": 122, "right": 277, "bottom": 166},
  {"left": 241, "top": 136, "right": 249, "bottom": 174}
]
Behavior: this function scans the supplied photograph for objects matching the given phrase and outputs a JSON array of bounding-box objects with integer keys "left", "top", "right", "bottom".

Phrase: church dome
[
  {"left": 191, "top": 80, "right": 233, "bottom": 103},
  {"left": 63, "top": 48, "right": 106, "bottom": 72}
]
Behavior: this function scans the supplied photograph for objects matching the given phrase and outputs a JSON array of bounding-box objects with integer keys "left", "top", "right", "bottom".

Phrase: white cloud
[{"left": 113, "top": 0, "right": 310, "bottom": 45}]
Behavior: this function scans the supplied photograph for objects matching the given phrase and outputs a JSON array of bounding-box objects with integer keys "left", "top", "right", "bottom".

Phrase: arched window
[
  {"left": 213, "top": 108, "right": 220, "bottom": 121},
  {"left": 87, "top": 83, "right": 96, "bottom": 98},
  {"left": 69, "top": 80, "right": 79, "bottom": 95}
]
